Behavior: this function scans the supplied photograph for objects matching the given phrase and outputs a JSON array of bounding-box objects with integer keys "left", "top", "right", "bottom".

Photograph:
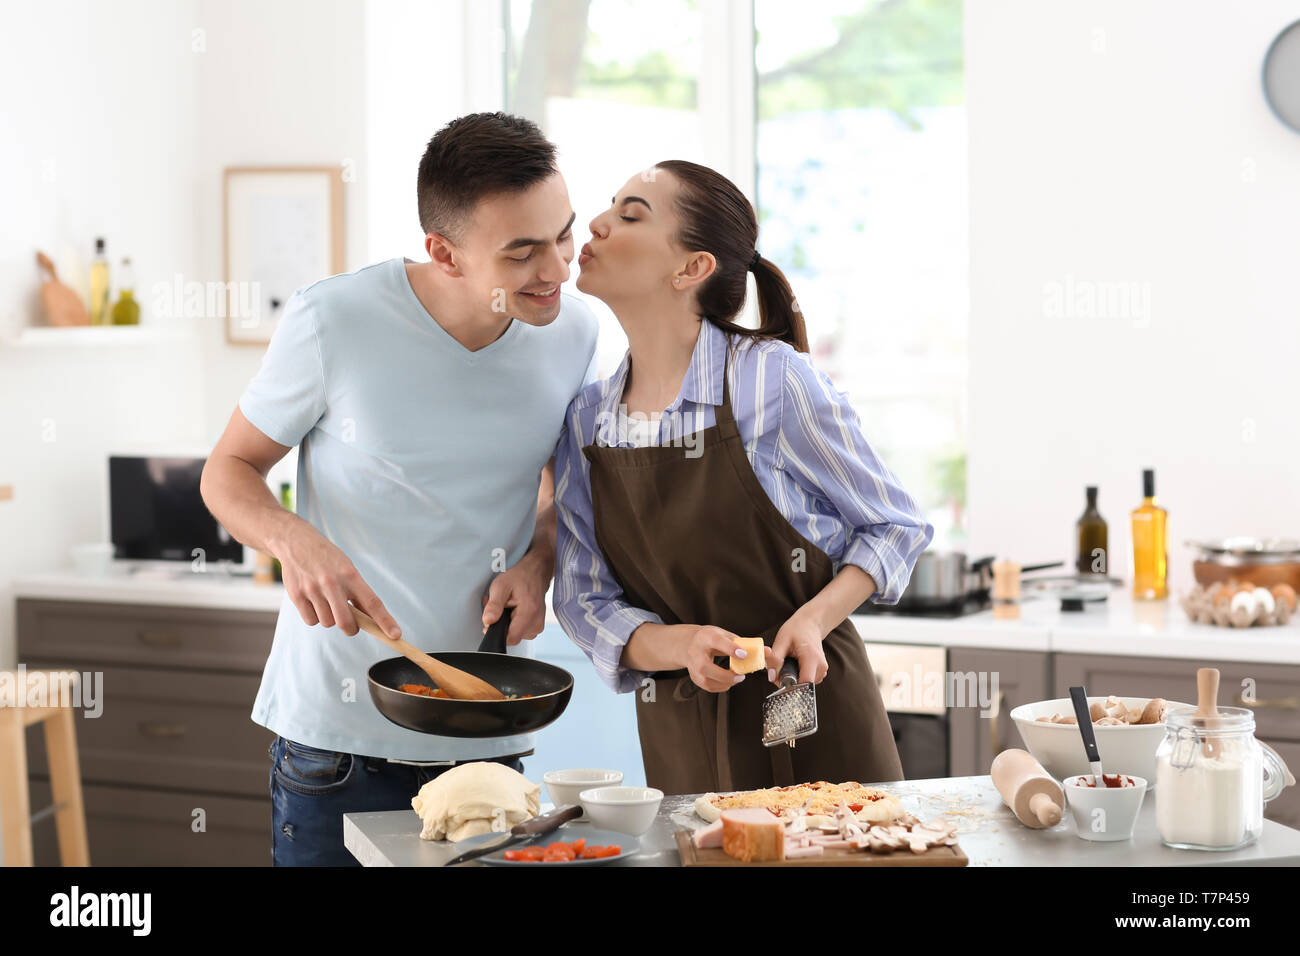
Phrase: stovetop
[{"left": 855, "top": 593, "right": 993, "bottom": 619}]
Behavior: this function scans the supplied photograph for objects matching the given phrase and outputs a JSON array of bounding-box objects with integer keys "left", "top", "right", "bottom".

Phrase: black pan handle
[{"left": 478, "top": 606, "right": 512, "bottom": 654}]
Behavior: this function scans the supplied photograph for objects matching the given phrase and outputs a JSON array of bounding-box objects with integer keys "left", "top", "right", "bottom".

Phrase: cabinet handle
[
  {"left": 138, "top": 721, "right": 187, "bottom": 738},
  {"left": 1234, "top": 694, "right": 1300, "bottom": 711},
  {"left": 137, "top": 630, "right": 182, "bottom": 648},
  {"left": 989, "top": 690, "right": 1005, "bottom": 756}
]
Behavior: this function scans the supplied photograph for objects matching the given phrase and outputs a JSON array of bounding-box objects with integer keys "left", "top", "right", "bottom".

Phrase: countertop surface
[
  {"left": 12, "top": 568, "right": 286, "bottom": 612},
  {"left": 343, "top": 774, "right": 1300, "bottom": 867},
  {"left": 849, "top": 590, "right": 1300, "bottom": 664}
]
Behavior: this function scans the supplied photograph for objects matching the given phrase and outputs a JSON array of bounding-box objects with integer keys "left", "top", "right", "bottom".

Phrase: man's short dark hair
[{"left": 417, "top": 112, "right": 558, "bottom": 242}]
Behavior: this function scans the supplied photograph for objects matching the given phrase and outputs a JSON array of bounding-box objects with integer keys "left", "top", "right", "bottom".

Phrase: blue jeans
[{"left": 268, "top": 735, "right": 526, "bottom": 866}]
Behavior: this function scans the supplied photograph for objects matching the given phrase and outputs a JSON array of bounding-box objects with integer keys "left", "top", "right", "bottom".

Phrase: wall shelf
[{"left": 1, "top": 326, "right": 195, "bottom": 348}]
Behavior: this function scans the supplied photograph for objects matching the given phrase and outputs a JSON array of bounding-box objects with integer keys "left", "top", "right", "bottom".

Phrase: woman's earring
[{"left": 673, "top": 278, "right": 680, "bottom": 285}]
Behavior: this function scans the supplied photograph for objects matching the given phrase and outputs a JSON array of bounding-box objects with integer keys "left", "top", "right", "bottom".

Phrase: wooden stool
[{"left": 0, "top": 669, "right": 90, "bottom": 866}]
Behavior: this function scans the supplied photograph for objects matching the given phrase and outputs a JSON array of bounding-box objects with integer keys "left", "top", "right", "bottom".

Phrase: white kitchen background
[{"left": 1, "top": 0, "right": 1298, "bottom": 760}]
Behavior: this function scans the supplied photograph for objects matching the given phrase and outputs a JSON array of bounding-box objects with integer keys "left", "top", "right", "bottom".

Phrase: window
[
  {"left": 504, "top": 0, "right": 966, "bottom": 541},
  {"left": 755, "top": 0, "right": 966, "bottom": 544}
]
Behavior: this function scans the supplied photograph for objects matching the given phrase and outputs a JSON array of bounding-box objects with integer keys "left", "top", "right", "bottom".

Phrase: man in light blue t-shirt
[{"left": 201, "top": 113, "right": 597, "bottom": 865}]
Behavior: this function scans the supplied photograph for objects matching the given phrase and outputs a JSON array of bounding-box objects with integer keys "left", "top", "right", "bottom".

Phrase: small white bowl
[
  {"left": 542, "top": 769, "right": 623, "bottom": 818},
  {"left": 1063, "top": 773, "right": 1148, "bottom": 841},
  {"left": 578, "top": 786, "right": 663, "bottom": 835}
]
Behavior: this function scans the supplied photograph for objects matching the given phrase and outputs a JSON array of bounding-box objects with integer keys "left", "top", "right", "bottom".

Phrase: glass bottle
[
  {"left": 1076, "top": 485, "right": 1108, "bottom": 576},
  {"left": 1131, "top": 469, "right": 1168, "bottom": 600},
  {"left": 111, "top": 257, "right": 140, "bottom": 325},
  {"left": 89, "top": 237, "right": 110, "bottom": 325}
]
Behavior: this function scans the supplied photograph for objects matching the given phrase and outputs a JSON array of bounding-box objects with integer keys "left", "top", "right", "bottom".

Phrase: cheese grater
[{"left": 762, "top": 659, "right": 818, "bottom": 748}]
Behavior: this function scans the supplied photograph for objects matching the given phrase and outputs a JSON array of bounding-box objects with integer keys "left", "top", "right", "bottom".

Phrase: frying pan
[{"left": 366, "top": 609, "right": 574, "bottom": 738}]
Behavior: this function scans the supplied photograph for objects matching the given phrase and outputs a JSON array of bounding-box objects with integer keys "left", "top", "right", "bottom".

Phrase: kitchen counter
[
  {"left": 12, "top": 569, "right": 285, "bottom": 612},
  {"left": 850, "top": 590, "right": 1300, "bottom": 665},
  {"left": 342, "top": 774, "right": 1300, "bottom": 867}
]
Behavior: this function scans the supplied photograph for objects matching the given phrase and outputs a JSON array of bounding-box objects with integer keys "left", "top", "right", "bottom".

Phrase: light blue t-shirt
[{"left": 239, "top": 257, "right": 598, "bottom": 760}]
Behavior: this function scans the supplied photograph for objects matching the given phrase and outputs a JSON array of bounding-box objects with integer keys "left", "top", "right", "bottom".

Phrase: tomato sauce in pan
[{"left": 397, "top": 683, "right": 533, "bottom": 700}]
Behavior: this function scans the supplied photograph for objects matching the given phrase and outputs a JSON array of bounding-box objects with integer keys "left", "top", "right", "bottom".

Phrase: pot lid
[{"left": 1186, "top": 536, "right": 1300, "bottom": 557}]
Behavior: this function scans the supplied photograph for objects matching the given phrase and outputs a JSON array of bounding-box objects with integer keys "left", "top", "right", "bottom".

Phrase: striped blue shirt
[{"left": 552, "top": 318, "right": 934, "bottom": 693}]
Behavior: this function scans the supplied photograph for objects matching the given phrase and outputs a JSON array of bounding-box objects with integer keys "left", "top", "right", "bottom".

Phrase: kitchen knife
[
  {"left": 1068, "top": 685, "right": 1104, "bottom": 785},
  {"left": 443, "top": 804, "right": 583, "bottom": 866}
]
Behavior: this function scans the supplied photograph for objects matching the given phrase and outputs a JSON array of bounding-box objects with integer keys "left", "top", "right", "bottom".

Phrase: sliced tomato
[
  {"left": 503, "top": 849, "right": 537, "bottom": 861},
  {"left": 594, "top": 844, "right": 621, "bottom": 858},
  {"left": 570, "top": 837, "right": 586, "bottom": 854},
  {"left": 580, "top": 845, "right": 605, "bottom": 859}
]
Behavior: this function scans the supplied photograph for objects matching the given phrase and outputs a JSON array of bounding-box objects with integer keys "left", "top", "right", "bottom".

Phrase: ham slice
[
  {"left": 691, "top": 819, "right": 724, "bottom": 850},
  {"left": 783, "top": 842, "right": 824, "bottom": 859},
  {"left": 721, "top": 808, "right": 785, "bottom": 862}
]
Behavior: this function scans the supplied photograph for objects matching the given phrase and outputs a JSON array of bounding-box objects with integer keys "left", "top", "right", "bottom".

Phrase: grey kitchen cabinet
[
  {"left": 17, "top": 598, "right": 276, "bottom": 866},
  {"left": 947, "top": 648, "right": 1052, "bottom": 778},
  {"left": 1053, "top": 653, "right": 1300, "bottom": 831}
]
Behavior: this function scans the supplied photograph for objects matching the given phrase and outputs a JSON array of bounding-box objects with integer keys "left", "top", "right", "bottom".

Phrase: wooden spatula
[
  {"left": 36, "top": 251, "right": 89, "bottom": 326},
  {"left": 350, "top": 605, "right": 506, "bottom": 701},
  {"left": 1194, "top": 667, "right": 1222, "bottom": 758}
]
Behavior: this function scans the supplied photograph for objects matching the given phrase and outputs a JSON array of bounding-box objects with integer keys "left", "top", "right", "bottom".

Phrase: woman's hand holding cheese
[{"left": 684, "top": 625, "right": 750, "bottom": 693}]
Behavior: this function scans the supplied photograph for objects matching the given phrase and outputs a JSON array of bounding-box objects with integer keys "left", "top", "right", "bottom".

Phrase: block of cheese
[
  {"left": 721, "top": 808, "right": 785, "bottom": 862},
  {"left": 729, "top": 637, "right": 766, "bottom": 675}
]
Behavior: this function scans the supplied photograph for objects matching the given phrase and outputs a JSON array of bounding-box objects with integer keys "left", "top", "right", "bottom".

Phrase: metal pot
[
  {"left": 893, "top": 550, "right": 989, "bottom": 610},
  {"left": 1187, "top": 537, "right": 1300, "bottom": 591}
]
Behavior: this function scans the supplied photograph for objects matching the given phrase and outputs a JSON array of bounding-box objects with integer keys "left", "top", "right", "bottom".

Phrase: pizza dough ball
[{"left": 411, "top": 761, "right": 540, "bottom": 841}]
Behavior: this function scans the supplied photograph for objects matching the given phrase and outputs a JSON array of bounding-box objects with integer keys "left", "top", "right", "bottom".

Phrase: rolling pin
[{"left": 991, "top": 748, "right": 1063, "bottom": 828}]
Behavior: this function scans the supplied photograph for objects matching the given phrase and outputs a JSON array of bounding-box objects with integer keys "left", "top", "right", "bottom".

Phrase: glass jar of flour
[{"left": 1155, "top": 705, "right": 1294, "bottom": 850}]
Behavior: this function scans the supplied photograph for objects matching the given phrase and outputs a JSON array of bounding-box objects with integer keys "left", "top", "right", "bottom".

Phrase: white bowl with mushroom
[{"left": 1010, "top": 696, "right": 1192, "bottom": 786}]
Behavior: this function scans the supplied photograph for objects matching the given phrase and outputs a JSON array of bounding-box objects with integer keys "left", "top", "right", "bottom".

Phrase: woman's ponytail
[{"left": 749, "top": 256, "right": 809, "bottom": 354}]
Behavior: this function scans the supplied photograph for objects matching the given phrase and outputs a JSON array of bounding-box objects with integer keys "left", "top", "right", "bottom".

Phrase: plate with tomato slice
[{"left": 457, "top": 827, "right": 638, "bottom": 865}]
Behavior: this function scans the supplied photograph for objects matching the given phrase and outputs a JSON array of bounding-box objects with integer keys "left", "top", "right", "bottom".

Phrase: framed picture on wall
[{"left": 223, "top": 166, "right": 344, "bottom": 345}]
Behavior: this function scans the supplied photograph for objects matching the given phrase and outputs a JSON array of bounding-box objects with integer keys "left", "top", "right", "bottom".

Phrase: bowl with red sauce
[{"left": 1062, "top": 773, "right": 1148, "bottom": 841}]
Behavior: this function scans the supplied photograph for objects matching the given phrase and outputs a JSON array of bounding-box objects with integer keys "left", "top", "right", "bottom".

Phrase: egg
[
  {"left": 1230, "top": 590, "right": 1256, "bottom": 616},
  {"left": 1270, "top": 583, "right": 1297, "bottom": 613},
  {"left": 1253, "top": 586, "right": 1276, "bottom": 621}
]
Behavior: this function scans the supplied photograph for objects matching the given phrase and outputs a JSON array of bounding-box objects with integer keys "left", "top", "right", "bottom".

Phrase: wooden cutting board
[{"left": 675, "top": 829, "right": 968, "bottom": 867}]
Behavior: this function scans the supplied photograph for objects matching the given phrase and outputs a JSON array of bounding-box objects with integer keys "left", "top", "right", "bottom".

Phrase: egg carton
[{"left": 1181, "top": 581, "right": 1297, "bottom": 628}]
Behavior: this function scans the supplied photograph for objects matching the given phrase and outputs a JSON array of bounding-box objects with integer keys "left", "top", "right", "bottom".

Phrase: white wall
[
  {"left": 0, "top": 0, "right": 380, "bottom": 670},
  {"left": 965, "top": 0, "right": 1300, "bottom": 585},
  {"left": 192, "top": 0, "right": 370, "bottom": 442},
  {"left": 0, "top": 0, "right": 206, "bottom": 670}
]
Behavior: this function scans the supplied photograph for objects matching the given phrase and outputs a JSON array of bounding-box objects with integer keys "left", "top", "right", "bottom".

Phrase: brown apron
[{"left": 582, "top": 343, "right": 903, "bottom": 795}]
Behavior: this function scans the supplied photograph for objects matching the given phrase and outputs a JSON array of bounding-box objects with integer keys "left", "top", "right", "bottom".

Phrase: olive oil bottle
[
  {"left": 272, "top": 482, "right": 293, "bottom": 583},
  {"left": 1130, "top": 469, "right": 1168, "bottom": 600},
  {"left": 110, "top": 257, "right": 140, "bottom": 325},
  {"left": 1076, "top": 486, "right": 1108, "bottom": 576}
]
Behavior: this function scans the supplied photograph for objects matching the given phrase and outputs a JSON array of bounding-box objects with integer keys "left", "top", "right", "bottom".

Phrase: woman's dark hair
[
  {"left": 417, "top": 112, "right": 557, "bottom": 242},
  {"left": 654, "top": 159, "right": 809, "bottom": 353}
]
